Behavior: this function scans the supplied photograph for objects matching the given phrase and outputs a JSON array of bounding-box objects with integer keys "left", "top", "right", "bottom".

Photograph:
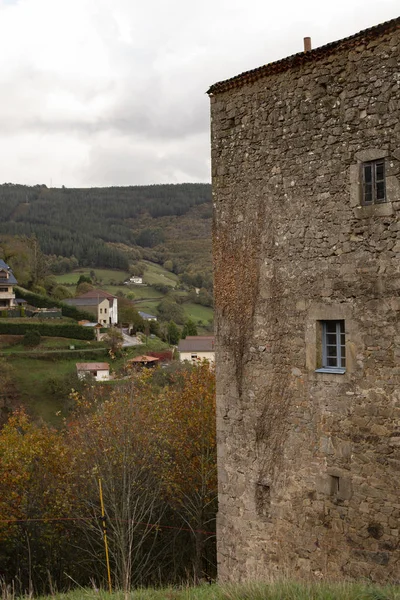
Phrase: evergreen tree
[
  {"left": 181, "top": 319, "right": 198, "bottom": 339},
  {"left": 167, "top": 321, "right": 180, "bottom": 345}
]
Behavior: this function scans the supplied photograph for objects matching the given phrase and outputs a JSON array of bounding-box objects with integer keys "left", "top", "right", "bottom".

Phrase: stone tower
[{"left": 208, "top": 17, "right": 400, "bottom": 582}]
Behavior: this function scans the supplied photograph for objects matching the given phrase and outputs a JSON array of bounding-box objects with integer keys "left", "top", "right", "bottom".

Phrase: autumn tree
[
  {"left": 136, "top": 364, "right": 217, "bottom": 581},
  {"left": 0, "top": 409, "right": 75, "bottom": 593},
  {"left": 103, "top": 327, "right": 124, "bottom": 355},
  {"left": 118, "top": 298, "right": 144, "bottom": 331},
  {"left": 67, "top": 387, "right": 168, "bottom": 590}
]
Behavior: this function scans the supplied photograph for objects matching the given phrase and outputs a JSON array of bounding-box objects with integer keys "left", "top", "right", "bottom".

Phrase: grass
[
  {"left": 53, "top": 264, "right": 179, "bottom": 288},
  {"left": 183, "top": 303, "right": 214, "bottom": 324},
  {"left": 54, "top": 269, "right": 131, "bottom": 285},
  {"left": 104, "top": 285, "right": 165, "bottom": 300},
  {"left": 0, "top": 336, "right": 102, "bottom": 352},
  {"left": 142, "top": 261, "right": 179, "bottom": 287},
  {"left": 133, "top": 299, "right": 160, "bottom": 315},
  {"left": 16, "top": 581, "right": 400, "bottom": 600},
  {"left": 2, "top": 334, "right": 108, "bottom": 425},
  {"left": 8, "top": 356, "right": 80, "bottom": 424}
]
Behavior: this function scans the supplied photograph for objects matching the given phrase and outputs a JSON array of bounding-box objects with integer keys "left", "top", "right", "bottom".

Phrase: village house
[
  {"left": 76, "top": 362, "right": 110, "bottom": 381},
  {"left": 138, "top": 311, "right": 157, "bottom": 321},
  {"left": 0, "top": 259, "right": 17, "bottom": 309},
  {"left": 178, "top": 336, "right": 215, "bottom": 364},
  {"left": 125, "top": 276, "right": 143, "bottom": 285},
  {"left": 64, "top": 289, "right": 118, "bottom": 326},
  {"left": 209, "top": 18, "right": 400, "bottom": 583}
]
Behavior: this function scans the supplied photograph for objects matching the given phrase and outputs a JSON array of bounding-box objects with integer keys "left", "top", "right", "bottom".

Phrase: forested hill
[{"left": 0, "top": 183, "right": 212, "bottom": 273}]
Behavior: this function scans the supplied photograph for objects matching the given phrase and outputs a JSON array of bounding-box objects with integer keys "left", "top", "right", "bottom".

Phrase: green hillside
[{"left": 0, "top": 183, "right": 212, "bottom": 288}]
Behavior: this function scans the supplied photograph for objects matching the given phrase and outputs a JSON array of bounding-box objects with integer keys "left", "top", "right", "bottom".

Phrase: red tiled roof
[
  {"left": 207, "top": 16, "right": 400, "bottom": 95},
  {"left": 128, "top": 355, "right": 160, "bottom": 363}
]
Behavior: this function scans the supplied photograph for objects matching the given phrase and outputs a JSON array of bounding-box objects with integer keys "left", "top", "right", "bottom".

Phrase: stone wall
[{"left": 210, "top": 25, "right": 400, "bottom": 582}]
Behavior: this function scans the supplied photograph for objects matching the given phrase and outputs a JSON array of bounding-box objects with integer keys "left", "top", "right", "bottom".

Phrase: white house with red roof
[{"left": 76, "top": 362, "right": 110, "bottom": 381}]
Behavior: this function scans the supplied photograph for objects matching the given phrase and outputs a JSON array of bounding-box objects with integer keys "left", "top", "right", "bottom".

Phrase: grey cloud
[{"left": 0, "top": 0, "right": 399, "bottom": 186}]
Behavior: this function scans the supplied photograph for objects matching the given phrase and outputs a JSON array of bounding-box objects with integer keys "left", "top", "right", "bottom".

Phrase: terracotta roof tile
[
  {"left": 207, "top": 16, "right": 400, "bottom": 95},
  {"left": 128, "top": 355, "right": 160, "bottom": 363}
]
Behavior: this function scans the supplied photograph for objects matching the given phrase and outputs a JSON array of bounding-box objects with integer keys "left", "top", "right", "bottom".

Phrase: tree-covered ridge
[{"left": 0, "top": 183, "right": 212, "bottom": 271}]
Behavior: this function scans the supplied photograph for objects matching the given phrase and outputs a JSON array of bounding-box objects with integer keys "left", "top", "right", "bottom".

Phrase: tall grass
[{"left": 2, "top": 581, "right": 399, "bottom": 600}]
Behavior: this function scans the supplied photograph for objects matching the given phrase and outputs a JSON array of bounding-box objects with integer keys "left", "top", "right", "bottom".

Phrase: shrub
[{"left": 22, "top": 330, "right": 41, "bottom": 347}]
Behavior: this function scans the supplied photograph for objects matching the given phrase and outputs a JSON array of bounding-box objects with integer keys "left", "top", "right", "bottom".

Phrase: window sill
[
  {"left": 315, "top": 367, "right": 346, "bottom": 375},
  {"left": 353, "top": 202, "right": 393, "bottom": 218}
]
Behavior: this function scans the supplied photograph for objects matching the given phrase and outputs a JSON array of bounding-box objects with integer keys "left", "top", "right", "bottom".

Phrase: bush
[{"left": 22, "top": 330, "right": 41, "bottom": 347}]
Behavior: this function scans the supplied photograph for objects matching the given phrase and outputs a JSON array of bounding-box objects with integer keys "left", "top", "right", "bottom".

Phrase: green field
[
  {"left": 142, "top": 260, "right": 179, "bottom": 286},
  {"left": 104, "top": 285, "right": 164, "bottom": 300},
  {"left": 55, "top": 268, "right": 131, "bottom": 285},
  {"left": 54, "top": 263, "right": 178, "bottom": 288},
  {"left": 183, "top": 302, "right": 214, "bottom": 324},
  {"left": 134, "top": 299, "right": 160, "bottom": 315}
]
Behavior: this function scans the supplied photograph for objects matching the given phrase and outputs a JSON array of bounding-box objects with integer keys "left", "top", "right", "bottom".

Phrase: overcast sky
[{"left": 0, "top": 0, "right": 398, "bottom": 188}]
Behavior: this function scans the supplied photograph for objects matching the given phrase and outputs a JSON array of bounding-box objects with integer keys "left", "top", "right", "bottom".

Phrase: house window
[
  {"left": 191, "top": 354, "right": 198, "bottom": 361},
  {"left": 100, "top": 308, "right": 103, "bottom": 313},
  {"left": 362, "top": 160, "right": 386, "bottom": 205},
  {"left": 316, "top": 320, "right": 346, "bottom": 373},
  {"left": 104, "top": 308, "right": 107, "bottom": 314}
]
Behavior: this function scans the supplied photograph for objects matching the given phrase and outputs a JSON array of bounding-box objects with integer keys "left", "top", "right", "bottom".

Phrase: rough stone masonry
[{"left": 208, "top": 17, "right": 400, "bottom": 582}]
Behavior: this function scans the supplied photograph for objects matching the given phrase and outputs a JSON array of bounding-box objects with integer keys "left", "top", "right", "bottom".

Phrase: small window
[
  {"left": 362, "top": 160, "right": 386, "bottom": 205},
  {"left": 100, "top": 308, "right": 103, "bottom": 314},
  {"left": 104, "top": 308, "right": 107, "bottom": 314},
  {"left": 330, "top": 475, "right": 340, "bottom": 496},
  {"left": 191, "top": 354, "right": 198, "bottom": 361},
  {"left": 316, "top": 320, "right": 346, "bottom": 373}
]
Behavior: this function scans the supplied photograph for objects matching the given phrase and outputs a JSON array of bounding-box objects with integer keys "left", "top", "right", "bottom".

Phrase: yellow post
[{"left": 98, "top": 478, "right": 112, "bottom": 594}]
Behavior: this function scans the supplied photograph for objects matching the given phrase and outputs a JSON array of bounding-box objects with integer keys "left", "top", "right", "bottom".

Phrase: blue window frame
[{"left": 316, "top": 320, "right": 346, "bottom": 374}]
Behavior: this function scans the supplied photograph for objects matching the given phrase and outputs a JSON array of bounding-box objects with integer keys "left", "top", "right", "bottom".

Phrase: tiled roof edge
[{"left": 207, "top": 16, "right": 400, "bottom": 95}]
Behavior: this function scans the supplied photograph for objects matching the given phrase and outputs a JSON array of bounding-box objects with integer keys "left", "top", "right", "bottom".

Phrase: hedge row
[
  {"left": 7, "top": 349, "right": 107, "bottom": 361},
  {"left": 14, "top": 287, "right": 95, "bottom": 322},
  {"left": 0, "top": 322, "right": 94, "bottom": 340}
]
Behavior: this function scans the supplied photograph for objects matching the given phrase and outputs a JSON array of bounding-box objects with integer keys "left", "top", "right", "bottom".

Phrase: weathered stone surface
[{"left": 210, "top": 24, "right": 400, "bottom": 583}]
